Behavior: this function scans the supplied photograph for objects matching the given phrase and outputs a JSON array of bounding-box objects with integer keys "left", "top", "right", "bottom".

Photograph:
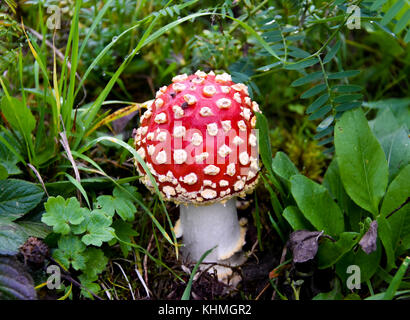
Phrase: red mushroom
[{"left": 134, "top": 70, "right": 261, "bottom": 281}]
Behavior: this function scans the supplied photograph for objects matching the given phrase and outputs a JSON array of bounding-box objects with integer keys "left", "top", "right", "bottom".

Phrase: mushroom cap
[{"left": 134, "top": 70, "right": 262, "bottom": 205}]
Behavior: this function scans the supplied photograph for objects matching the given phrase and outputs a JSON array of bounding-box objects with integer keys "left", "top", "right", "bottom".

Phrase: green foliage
[
  {"left": 0, "top": 0, "right": 408, "bottom": 301},
  {"left": 42, "top": 185, "right": 140, "bottom": 299},
  {"left": 42, "top": 196, "right": 87, "bottom": 235}
]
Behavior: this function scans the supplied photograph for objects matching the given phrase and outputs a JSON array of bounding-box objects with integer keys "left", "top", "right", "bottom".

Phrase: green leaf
[
  {"left": 42, "top": 196, "right": 87, "bottom": 235},
  {"left": 283, "top": 206, "right": 313, "bottom": 230},
  {"left": 336, "top": 239, "right": 382, "bottom": 284},
  {"left": 82, "top": 248, "right": 109, "bottom": 279},
  {"left": 291, "top": 71, "right": 323, "bottom": 87},
  {"left": 95, "top": 187, "right": 137, "bottom": 221},
  {"left": 335, "top": 102, "right": 361, "bottom": 112},
  {"left": 74, "top": 210, "right": 114, "bottom": 246},
  {"left": 78, "top": 274, "right": 101, "bottom": 299},
  {"left": 334, "top": 108, "right": 389, "bottom": 215},
  {"left": 0, "top": 96, "right": 35, "bottom": 141},
  {"left": 0, "top": 179, "right": 44, "bottom": 221},
  {"left": 317, "top": 115, "right": 334, "bottom": 132},
  {"left": 394, "top": 9, "right": 410, "bottom": 34},
  {"left": 381, "top": 165, "right": 410, "bottom": 218},
  {"left": 301, "top": 84, "right": 327, "bottom": 99},
  {"left": 271, "top": 151, "right": 299, "bottom": 186},
  {"left": 388, "top": 203, "right": 410, "bottom": 255},
  {"left": 308, "top": 104, "right": 332, "bottom": 120},
  {"left": 323, "top": 40, "right": 341, "bottom": 64},
  {"left": 0, "top": 133, "right": 21, "bottom": 175},
  {"left": 255, "top": 112, "right": 273, "bottom": 176},
  {"left": 323, "top": 159, "right": 349, "bottom": 214},
  {"left": 53, "top": 235, "right": 86, "bottom": 270},
  {"left": 327, "top": 70, "right": 360, "bottom": 80},
  {"left": 377, "top": 216, "right": 396, "bottom": 271},
  {"left": 0, "top": 256, "right": 36, "bottom": 300},
  {"left": 381, "top": 0, "right": 404, "bottom": 26},
  {"left": 306, "top": 94, "right": 329, "bottom": 113},
  {"left": 333, "top": 94, "right": 363, "bottom": 104},
  {"left": 0, "top": 221, "right": 27, "bottom": 255},
  {"left": 332, "top": 85, "right": 362, "bottom": 93},
  {"left": 290, "top": 175, "right": 345, "bottom": 236},
  {"left": 110, "top": 220, "right": 138, "bottom": 257},
  {"left": 382, "top": 256, "right": 410, "bottom": 300},
  {"left": 313, "top": 279, "right": 343, "bottom": 300},
  {"left": 284, "top": 57, "right": 319, "bottom": 70},
  {"left": 317, "top": 232, "right": 359, "bottom": 269}
]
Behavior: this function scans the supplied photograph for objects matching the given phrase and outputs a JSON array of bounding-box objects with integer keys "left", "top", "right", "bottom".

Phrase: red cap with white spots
[{"left": 134, "top": 70, "right": 262, "bottom": 205}]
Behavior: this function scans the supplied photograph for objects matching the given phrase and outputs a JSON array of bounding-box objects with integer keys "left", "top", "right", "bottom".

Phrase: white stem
[{"left": 178, "top": 198, "right": 246, "bottom": 264}]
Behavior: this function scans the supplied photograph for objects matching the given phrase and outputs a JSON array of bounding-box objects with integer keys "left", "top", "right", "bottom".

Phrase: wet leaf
[{"left": 359, "top": 220, "right": 378, "bottom": 254}]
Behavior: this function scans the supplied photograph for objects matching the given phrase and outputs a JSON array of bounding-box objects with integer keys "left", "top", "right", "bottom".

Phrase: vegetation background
[{"left": 0, "top": 0, "right": 408, "bottom": 300}]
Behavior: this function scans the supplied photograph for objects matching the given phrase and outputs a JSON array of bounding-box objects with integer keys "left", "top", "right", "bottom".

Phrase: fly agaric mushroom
[{"left": 134, "top": 70, "right": 261, "bottom": 281}]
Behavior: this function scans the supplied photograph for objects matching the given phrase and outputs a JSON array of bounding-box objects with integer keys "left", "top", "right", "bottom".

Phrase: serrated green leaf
[
  {"left": 327, "top": 70, "right": 360, "bottom": 79},
  {"left": 323, "top": 40, "right": 341, "bottom": 64},
  {"left": 0, "top": 179, "right": 44, "bottom": 221},
  {"left": 82, "top": 248, "right": 109, "bottom": 278},
  {"left": 290, "top": 175, "right": 345, "bottom": 236},
  {"left": 307, "top": 94, "right": 329, "bottom": 113},
  {"left": 334, "top": 108, "right": 389, "bottom": 215},
  {"left": 78, "top": 273, "right": 101, "bottom": 299},
  {"left": 53, "top": 235, "right": 86, "bottom": 270},
  {"left": 75, "top": 210, "right": 114, "bottom": 246},
  {"left": 301, "top": 84, "right": 327, "bottom": 99},
  {"left": 42, "top": 196, "right": 87, "bottom": 235},
  {"left": 291, "top": 71, "right": 323, "bottom": 87}
]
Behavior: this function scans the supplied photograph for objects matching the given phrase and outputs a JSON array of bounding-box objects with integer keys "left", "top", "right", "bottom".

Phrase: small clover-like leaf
[
  {"left": 78, "top": 274, "right": 101, "bottom": 299},
  {"left": 42, "top": 196, "right": 87, "bottom": 235},
  {"left": 78, "top": 210, "right": 114, "bottom": 246},
  {"left": 110, "top": 220, "right": 139, "bottom": 257},
  {"left": 53, "top": 235, "right": 86, "bottom": 270},
  {"left": 82, "top": 248, "right": 109, "bottom": 278},
  {"left": 95, "top": 185, "right": 137, "bottom": 221}
]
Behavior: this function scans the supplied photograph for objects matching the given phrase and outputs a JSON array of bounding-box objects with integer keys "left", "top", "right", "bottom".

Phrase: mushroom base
[{"left": 177, "top": 198, "right": 247, "bottom": 282}]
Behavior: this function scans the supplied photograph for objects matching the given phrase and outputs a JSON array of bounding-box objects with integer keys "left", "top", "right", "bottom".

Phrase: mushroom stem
[{"left": 178, "top": 198, "right": 246, "bottom": 266}]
